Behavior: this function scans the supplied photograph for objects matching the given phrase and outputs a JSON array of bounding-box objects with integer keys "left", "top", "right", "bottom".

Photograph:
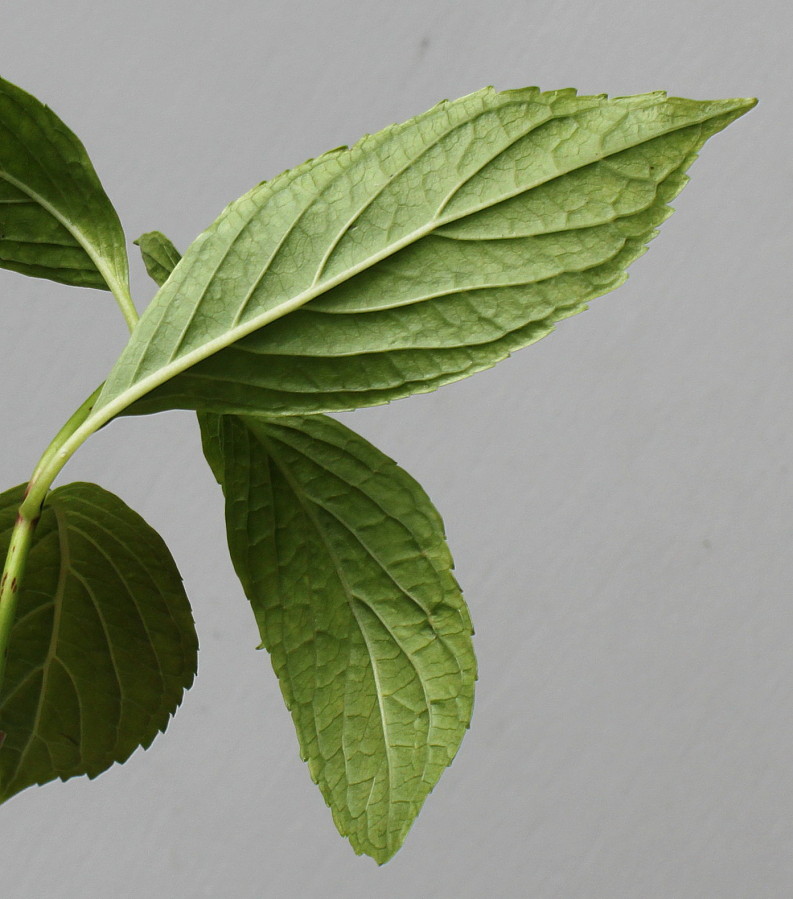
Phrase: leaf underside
[
  {"left": 0, "top": 75, "right": 129, "bottom": 292},
  {"left": 137, "top": 236, "right": 477, "bottom": 861},
  {"left": 0, "top": 482, "right": 197, "bottom": 803},
  {"left": 100, "top": 87, "right": 754, "bottom": 420},
  {"left": 200, "top": 412, "right": 475, "bottom": 863}
]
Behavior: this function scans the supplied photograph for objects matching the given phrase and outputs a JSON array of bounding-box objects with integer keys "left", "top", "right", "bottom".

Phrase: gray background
[{"left": 0, "top": 1, "right": 789, "bottom": 896}]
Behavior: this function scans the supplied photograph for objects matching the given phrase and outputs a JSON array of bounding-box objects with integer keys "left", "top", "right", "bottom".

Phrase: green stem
[
  {"left": 0, "top": 254, "right": 138, "bottom": 690},
  {"left": 29, "top": 384, "right": 104, "bottom": 485},
  {"left": 0, "top": 383, "right": 106, "bottom": 692},
  {"left": 0, "top": 514, "right": 37, "bottom": 692},
  {"left": 20, "top": 399, "right": 107, "bottom": 523}
]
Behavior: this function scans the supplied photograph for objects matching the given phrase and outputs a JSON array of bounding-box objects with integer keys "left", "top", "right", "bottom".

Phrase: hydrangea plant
[{"left": 0, "top": 76, "right": 754, "bottom": 862}]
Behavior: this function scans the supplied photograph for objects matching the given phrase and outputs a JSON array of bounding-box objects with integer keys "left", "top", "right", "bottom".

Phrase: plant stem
[
  {"left": 20, "top": 398, "right": 107, "bottom": 523},
  {"left": 0, "top": 514, "right": 37, "bottom": 691},
  {"left": 0, "top": 215, "right": 139, "bottom": 689},
  {"left": 0, "top": 383, "right": 106, "bottom": 693}
]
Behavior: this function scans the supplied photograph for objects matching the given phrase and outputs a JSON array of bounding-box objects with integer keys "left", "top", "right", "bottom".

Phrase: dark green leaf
[
  {"left": 0, "top": 482, "right": 197, "bottom": 803},
  {"left": 92, "top": 88, "right": 753, "bottom": 420},
  {"left": 200, "top": 412, "right": 475, "bottom": 863},
  {"left": 0, "top": 75, "right": 130, "bottom": 293}
]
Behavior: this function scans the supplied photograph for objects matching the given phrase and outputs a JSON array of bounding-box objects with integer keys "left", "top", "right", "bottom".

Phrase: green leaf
[
  {"left": 0, "top": 481, "right": 197, "bottom": 803},
  {"left": 92, "top": 87, "right": 754, "bottom": 421},
  {"left": 136, "top": 238, "right": 474, "bottom": 861},
  {"left": 199, "top": 412, "right": 475, "bottom": 863},
  {"left": 134, "top": 231, "right": 181, "bottom": 288},
  {"left": 0, "top": 75, "right": 130, "bottom": 294}
]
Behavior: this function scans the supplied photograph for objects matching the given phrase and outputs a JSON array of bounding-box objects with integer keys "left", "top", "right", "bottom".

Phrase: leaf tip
[
  {"left": 355, "top": 837, "right": 404, "bottom": 866},
  {"left": 701, "top": 95, "right": 758, "bottom": 135},
  {"left": 736, "top": 96, "right": 759, "bottom": 111},
  {"left": 717, "top": 96, "right": 758, "bottom": 119},
  {"left": 134, "top": 230, "right": 162, "bottom": 248}
]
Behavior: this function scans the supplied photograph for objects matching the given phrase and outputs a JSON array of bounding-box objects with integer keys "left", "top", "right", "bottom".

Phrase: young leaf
[
  {"left": 0, "top": 75, "right": 130, "bottom": 296},
  {"left": 0, "top": 482, "right": 197, "bottom": 803},
  {"left": 134, "top": 231, "right": 181, "bottom": 288},
  {"left": 199, "top": 412, "right": 475, "bottom": 863},
  {"left": 94, "top": 87, "right": 754, "bottom": 420}
]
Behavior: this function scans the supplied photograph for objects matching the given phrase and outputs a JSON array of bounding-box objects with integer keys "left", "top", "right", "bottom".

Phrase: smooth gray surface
[{"left": 0, "top": 1, "right": 789, "bottom": 896}]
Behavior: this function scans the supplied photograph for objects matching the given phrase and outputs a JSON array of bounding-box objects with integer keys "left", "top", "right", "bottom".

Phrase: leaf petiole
[{"left": 107, "top": 279, "right": 139, "bottom": 334}]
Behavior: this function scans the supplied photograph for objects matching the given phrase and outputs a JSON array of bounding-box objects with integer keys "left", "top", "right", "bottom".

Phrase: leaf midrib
[
  {"left": 0, "top": 167, "right": 120, "bottom": 294},
  {"left": 260, "top": 429, "right": 401, "bottom": 832}
]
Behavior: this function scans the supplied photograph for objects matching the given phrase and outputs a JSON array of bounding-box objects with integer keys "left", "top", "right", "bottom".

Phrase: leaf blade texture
[
  {"left": 0, "top": 75, "right": 130, "bottom": 293},
  {"left": 97, "top": 87, "right": 754, "bottom": 418},
  {"left": 200, "top": 412, "right": 476, "bottom": 863},
  {"left": 0, "top": 482, "right": 197, "bottom": 803}
]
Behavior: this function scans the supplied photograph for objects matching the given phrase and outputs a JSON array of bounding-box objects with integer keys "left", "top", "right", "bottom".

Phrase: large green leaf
[
  {"left": 95, "top": 87, "right": 753, "bottom": 420},
  {"left": 200, "top": 412, "right": 475, "bottom": 863},
  {"left": 0, "top": 75, "right": 130, "bottom": 294},
  {"left": 0, "top": 482, "right": 197, "bottom": 803}
]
